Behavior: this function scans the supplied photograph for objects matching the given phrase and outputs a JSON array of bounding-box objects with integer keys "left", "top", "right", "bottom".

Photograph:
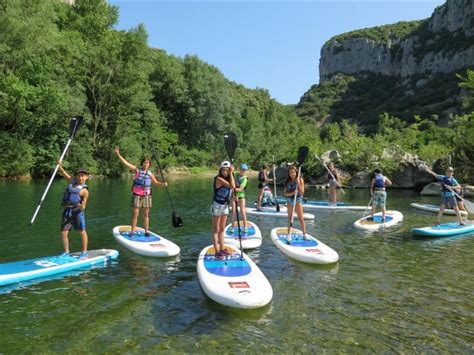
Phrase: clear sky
[{"left": 110, "top": 0, "right": 445, "bottom": 105}]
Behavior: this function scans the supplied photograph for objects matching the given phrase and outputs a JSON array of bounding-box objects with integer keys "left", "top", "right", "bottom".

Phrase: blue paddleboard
[
  {"left": 0, "top": 249, "right": 119, "bottom": 287},
  {"left": 411, "top": 222, "right": 474, "bottom": 237}
]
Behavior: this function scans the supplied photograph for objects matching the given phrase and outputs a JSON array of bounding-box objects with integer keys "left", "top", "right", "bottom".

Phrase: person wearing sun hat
[
  {"left": 230, "top": 163, "right": 249, "bottom": 236},
  {"left": 57, "top": 161, "right": 90, "bottom": 259},
  {"left": 424, "top": 165, "right": 465, "bottom": 225}
]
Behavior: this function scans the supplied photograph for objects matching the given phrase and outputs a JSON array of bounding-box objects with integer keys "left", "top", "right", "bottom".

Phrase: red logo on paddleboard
[
  {"left": 306, "top": 248, "right": 322, "bottom": 254},
  {"left": 150, "top": 243, "right": 165, "bottom": 248},
  {"left": 228, "top": 281, "right": 250, "bottom": 288}
]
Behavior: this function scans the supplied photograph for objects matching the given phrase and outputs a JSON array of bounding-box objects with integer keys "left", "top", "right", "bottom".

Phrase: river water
[{"left": 0, "top": 176, "right": 472, "bottom": 352}]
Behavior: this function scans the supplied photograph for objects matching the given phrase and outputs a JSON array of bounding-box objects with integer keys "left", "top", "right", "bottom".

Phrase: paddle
[
  {"left": 272, "top": 155, "right": 280, "bottom": 212},
  {"left": 224, "top": 132, "right": 243, "bottom": 259},
  {"left": 152, "top": 148, "right": 183, "bottom": 228},
  {"left": 419, "top": 162, "right": 474, "bottom": 214},
  {"left": 362, "top": 197, "right": 373, "bottom": 219},
  {"left": 315, "top": 154, "right": 345, "bottom": 194},
  {"left": 30, "top": 116, "right": 84, "bottom": 225},
  {"left": 289, "top": 146, "right": 309, "bottom": 233}
]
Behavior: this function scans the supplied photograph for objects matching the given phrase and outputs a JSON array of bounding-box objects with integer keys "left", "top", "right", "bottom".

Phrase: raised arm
[
  {"left": 114, "top": 146, "right": 137, "bottom": 171},
  {"left": 57, "top": 161, "right": 73, "bottom": 182}
]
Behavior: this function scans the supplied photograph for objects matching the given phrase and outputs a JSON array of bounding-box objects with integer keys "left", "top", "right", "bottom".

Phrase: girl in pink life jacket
[{"left": 114, "top": 147, "right": 167, "bottom": 238}]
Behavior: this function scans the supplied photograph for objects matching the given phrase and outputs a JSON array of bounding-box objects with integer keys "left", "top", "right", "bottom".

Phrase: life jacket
[
  {"left": 258, "top": 171, "right": 266, "bottom": 183},
  {"left": 441, "top": 176, "right": 456, "bottom": 193},
  {"left": 213, "top": 176, "right": 232, "bottom": 205},
  {"left": 287, "top": 180, "right": 302, "bottom": 198},
  {"left": 63, "top": 179, "right": 87, "bottom": 207},
  {"left": 132, "top": 169, "right": 152, "bottom": 196},
  {"left": 374, "top": 174, "right": 385, "bottom": 189},
  {"left": 236, "top": 174, "right": 247, "bottom": 190}
]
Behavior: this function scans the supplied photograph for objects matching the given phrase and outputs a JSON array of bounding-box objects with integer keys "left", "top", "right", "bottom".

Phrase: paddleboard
[
  {"left": 197, "top": 245, "right": 273, "bottom": 309},
  {"left": 245, "top": 207, "right": 315, "bottom": 220},
  {"left": 112, "top": 226, "right": 180, "bottom": 257},
  {"left": 353, "top": 210, "right": 404, "bottom": 231},
  {"left": 253, "top": 202, "right": 288, "bottom": 213},
  {"left": 276, "top": 198, "right": 366, "bottom": 211},
  {"left": 411, "top": 222, "right": 474, "bottom": 237},
  {"left": 224, "top": 221, "right": 262, "bottom": 249},
  {"left": 410, "top": 203, "right": 468, "bottom": 216},
  {"left": 270, "top": 228, "right": 339, "bottom": 264},
  {"left": 0, "top": 249, "right": 119, "bottom": 287}
]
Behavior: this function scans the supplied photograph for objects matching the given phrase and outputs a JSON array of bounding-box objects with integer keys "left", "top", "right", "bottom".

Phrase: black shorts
[
  {"left": 61, "top": 208, "right": 86, "bottom": 231},
  {"left": 258, "top": 183, "right": 267, "bottom": 189}
]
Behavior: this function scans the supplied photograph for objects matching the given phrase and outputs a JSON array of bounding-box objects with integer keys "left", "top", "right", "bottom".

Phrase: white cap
[{"left": 220, "top": 161, "right": 231, "bottom": 168}]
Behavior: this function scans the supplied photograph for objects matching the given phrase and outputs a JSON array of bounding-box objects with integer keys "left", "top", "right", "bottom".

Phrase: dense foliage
[
  {"left": 326, "top": 20, "right": 425, "bottom": 45},
  {"left": 0, "top": 0, "right": 311, "bottom": 177}
]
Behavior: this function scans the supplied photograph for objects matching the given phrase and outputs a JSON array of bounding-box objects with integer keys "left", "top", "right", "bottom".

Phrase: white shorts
[{"left": 210, "top": 201, "right": 229, "bottom": 216}]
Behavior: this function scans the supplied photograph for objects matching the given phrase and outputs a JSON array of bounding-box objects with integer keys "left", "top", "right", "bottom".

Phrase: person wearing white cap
[{"left": 211, "top": 161, "right": 236, "bottom": 259}]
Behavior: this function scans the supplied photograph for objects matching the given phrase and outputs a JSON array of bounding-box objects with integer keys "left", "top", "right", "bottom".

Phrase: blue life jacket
[
  {"left": 441, "top": 176, "right": 456, "bottom": 193},
  {"left": 287, "top": 180, "right": 302, "bottom": 198},
  {"left": 132, "top": 169, "right": 152, "bottom": 196},
  {"left": 213, "top": 176, "right": 232, "bottom": 205},
  {"left": 63, "top": 179, "right": 87, "bottom": 207},
  {"left": 374, "top": 174, "right": 385, "bottom": 189}
]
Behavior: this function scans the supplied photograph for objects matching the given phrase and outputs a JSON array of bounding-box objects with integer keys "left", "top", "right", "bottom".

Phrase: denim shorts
[
  {"left": 210, "top": 201, "right": 229, "bottom": 216},
  {"left": 441, "top": 195, "right": 457, "bottom": 208}
]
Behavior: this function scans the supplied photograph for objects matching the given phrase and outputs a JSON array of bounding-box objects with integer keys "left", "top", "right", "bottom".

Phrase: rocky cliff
[{"left": 319, "top": 0, "right": 474, "bottom": 81}]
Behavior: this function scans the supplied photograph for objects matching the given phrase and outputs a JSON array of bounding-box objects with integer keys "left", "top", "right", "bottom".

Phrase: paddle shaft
[
  {"left": 362, "top": 197, "right": 373, "bottom": 219},
  {"left": 30, "top": 137, "right": 74, "bottom": 225},
  {"left": 272, "top": 155, "right": 280, "bottom": 212}
]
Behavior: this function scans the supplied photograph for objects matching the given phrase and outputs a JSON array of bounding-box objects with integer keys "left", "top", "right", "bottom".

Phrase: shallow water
[{"left": 0, "top": 177, "right": 473, "bottom": 352}]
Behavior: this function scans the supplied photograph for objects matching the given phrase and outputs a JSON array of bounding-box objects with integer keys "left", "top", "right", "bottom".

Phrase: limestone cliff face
[{"left": 319, "top": 0, "right": 474, "bottom": 81}]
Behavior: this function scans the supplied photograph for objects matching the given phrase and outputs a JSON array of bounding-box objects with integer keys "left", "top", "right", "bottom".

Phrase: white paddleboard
[
  {"left": 245, "top": 207, "right": 315, "bottom": 220},
  {"left": 353, "top": 210, "right": 404, "bottom": 231},
  {"left": 112, "top": 226, "right": 180, "bottom": 257},
  {"left": 197, "top": 245, "right": 273, "bottom": 309},
  {"left": 270, "top": 228, "right": 339, "bottom": 264},
  {"left": 276, "top": 198, "right": 366, "bottom": 211},
  {"left": 410, "top": 203, "right": 468, "bottom": 216},
  {"left": 224, "top": 221, "right": 262, "bottom": 249},
  {"left": 411, "top": 222, "right": 474, "bottom": 237},
  {"left": 0, "top": 249, "right": 119, "bottom": 287}
]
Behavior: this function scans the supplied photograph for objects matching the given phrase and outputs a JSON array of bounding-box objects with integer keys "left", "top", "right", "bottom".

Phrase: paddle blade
[
  {"left": 68, "top": 116, "right": 84, "bottom": 138},
  {"left": 172, "top": 211, "right": 183, "bottom": 228},
  {"left": 224, "top": 132, "right": 238, "bottom": 161},
  {"left": 276, "top": 201, "right": 280, "bottom": 212},
  {"left": 463, "top": 198, "right": 474, "bottom": 214},
  {"left": 297, "top": 146, "right": 309, "bottom": 166}
]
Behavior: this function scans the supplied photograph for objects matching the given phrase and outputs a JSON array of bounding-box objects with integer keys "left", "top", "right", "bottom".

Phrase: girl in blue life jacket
[
  {"left": 370, "top": 168, "right": 392, "bottom": 222},
  {"left": 424, "top": 165, "right": 465, "bottom": 225},
  {"left": 284, "top": 165, "right": 309, "bottom": 244},
  {"left": 114, "top": 147, "right": 168, "bottom": 238},
  {"left": 211, "top": 161, "right": 236, "bottom": 259},
  {"left": 57, "top": 161, "right": 90, "bottom": 258}
]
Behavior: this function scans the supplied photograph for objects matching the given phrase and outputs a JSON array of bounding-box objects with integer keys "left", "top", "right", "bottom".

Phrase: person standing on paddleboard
[
  {"left": 284, "top": 165, "right": 309, "bottom": 244},
  {"left": 211, "top": 161, "right": 236, "bottom": 259},
  {"left": 230, "top": 163, "right": 249, "bottom": 236},
  {"left": 114, "top": 147, "right": 168, "bottom": 238},
  {"left": 370, "top": 168, "right": 392, "bottom": 223},
  {"left": 423, "top": 166, "right": 465, "bottom": 225},
  {"left": 256, "top": 164, "right": 273, "bottom": 211},
  {"left": 327, "top": 162, "right": 341, "bottom": 206},
  {"left": 57, "top": 162, "right": 90, "bottom": 258}
]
